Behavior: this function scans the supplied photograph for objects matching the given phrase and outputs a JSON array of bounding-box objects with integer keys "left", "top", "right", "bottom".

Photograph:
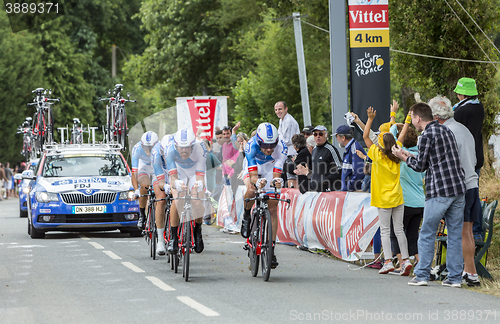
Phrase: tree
[
  {"left": 0, "top": 12, "right": 44, "bottom": 164},
  {"left": 390, "top": 0, "right": 500, "bottom": 137}
]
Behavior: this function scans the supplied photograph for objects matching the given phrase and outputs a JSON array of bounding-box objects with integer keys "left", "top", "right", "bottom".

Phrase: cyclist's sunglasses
[{"left": 261, "top": 143, "right": 277, "bottom": 150}]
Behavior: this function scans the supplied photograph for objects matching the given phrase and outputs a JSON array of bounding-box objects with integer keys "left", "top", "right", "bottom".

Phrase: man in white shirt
[{"left": 275, "top": 101, "right": 300, "bottom": 188}]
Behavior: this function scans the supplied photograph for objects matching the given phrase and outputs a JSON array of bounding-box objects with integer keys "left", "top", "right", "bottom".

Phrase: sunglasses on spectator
[{"left": 313, "top": 132, "right": 325, "bottom": 137}]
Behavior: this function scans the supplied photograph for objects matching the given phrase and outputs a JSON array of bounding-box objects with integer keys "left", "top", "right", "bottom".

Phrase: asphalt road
[{"left": 1, "top": 198, "right": 500, "bottom": 324}]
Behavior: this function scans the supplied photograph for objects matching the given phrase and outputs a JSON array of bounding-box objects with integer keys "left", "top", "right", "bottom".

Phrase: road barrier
[{"left": 217, "top": 186, "right": 379, "bottom": 261}]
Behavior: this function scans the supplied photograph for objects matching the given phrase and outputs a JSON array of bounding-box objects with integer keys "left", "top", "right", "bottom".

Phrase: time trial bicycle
[
  {"left": 170, "top": 185, "right": 207, "bottom": 281},
  {"left": 244, "top": 182, "right": 290, "bottom": 281}
]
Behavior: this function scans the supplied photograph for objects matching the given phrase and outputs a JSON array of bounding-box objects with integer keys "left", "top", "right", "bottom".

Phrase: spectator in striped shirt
[{"left": 393, "top": 102, "right": 466, "bottom": 288}]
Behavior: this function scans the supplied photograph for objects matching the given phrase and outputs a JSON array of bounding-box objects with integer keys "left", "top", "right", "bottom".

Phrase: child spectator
[{"left": 363, "top": 105, "right": 412, "bottom": 276}]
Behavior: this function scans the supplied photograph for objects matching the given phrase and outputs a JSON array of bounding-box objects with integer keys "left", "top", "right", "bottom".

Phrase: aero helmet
[
  {"left": 174, "top": 128, "right": 196, "bottom": 149},
  {"left": 256, "top": 122, "right": 279, "bottom": 149},
  {"left": 140, "top": 131, "right": 159, "bottom": 154}
]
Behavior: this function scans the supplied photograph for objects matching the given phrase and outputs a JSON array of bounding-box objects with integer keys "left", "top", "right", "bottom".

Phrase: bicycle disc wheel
[
  {"left": 249, "top": 215, "right": 259, "bottom": 277},
  {"left": 261, "top": 209, "right": 273, "bottom": 281},
  {"left": 183, "top": 220, "right": 191, "bottom": 281}
]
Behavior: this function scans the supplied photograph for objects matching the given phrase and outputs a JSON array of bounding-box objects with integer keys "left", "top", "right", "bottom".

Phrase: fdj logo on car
[{"left": 354, "top": 52, "right": 384, "bottom": 77}]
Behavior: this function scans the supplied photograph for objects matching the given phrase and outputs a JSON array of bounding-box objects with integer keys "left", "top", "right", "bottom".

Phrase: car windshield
[{"left": 43, "top": 154, "right": 128, "bottom": 177}]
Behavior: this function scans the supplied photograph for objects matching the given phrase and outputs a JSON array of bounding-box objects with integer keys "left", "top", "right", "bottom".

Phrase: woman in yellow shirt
[{"left": 363, "top": 106, "right": 412, "bottom": 276}]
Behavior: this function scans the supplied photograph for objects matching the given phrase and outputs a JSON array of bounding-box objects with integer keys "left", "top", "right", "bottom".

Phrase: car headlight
[
  {"left": 119, "top": 191, "right": 135, "bottom": 200},
  {"left": 35, "top": 192, "right": 59, "bottom": 203},
  {"left": 22, "top": 187, "right": 30, "bottom": 194}
]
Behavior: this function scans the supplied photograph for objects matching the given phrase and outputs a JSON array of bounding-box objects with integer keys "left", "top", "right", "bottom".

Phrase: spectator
[
  {"left": 295, "top": 126, "right": 342, "bottom": 192},
  {"left": 388, "top": 123, "right": 424, "bottom": 273},
  {"left": 430, "top": 95, "right": 481, "bottom": 286},
  {"left": 231, "top": 132, "right": 249, "bottom": 195},
  {"left": 211, "top": 128, "right": 224, "bottom": 201},
  {"left": 301, "top": 126, "right": 314, "bottom": 138},
  {"left": 202, "top": 139, "right": 222, "bottom": 194},
  {"left": 334, "top": 125, "right": 365, "bottom": 191},
  {"left": 0, "top": 163, "right": 6, "bottom": 200},
  {"left": 202, "top": 138, "right": 221, "bottom": 224},
  {"left": 286, "top": 134, "right": 312, "bottom": 193},
  {"left": 453, "top": 77, "right": 484, "bottom": 240},
  {"left": 4, "top": 162, "right": 13, "bottom": 199},
  {"left": 306, "top": 135, "right": 316, "bottom": 154},
  {"left": 213, "top": 128, "right": 223, "bottom": 155},
  {"left": 221, "top": 125, "right": 239, "bottom": 186},
  {"left": 363, "top": 107, "right": 412, "bottom": 276},
  {"left": 355, "top": 149, "right": 371, "bottom": 192},
  {"left": 275, "top": 101, "right": 300, "bottom": 188},
  {"left": 393, "top": 102, "right": 466, "bottom": 287}
]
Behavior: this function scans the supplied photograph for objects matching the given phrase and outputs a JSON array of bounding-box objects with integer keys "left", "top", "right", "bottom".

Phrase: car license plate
[{"left": 72, "top": 205, "right": 106, "bottom": 214}]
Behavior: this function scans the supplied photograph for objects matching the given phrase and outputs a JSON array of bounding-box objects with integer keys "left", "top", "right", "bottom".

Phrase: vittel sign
[{"left": 348, "top": 0, "right": 389, "bottom": 29}]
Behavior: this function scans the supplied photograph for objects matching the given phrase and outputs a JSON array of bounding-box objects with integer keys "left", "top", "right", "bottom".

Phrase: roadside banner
[
  {"left": 348, "top": 0, "right": 390, "bottom": 130},
  {"left": 216, "top": 187, "right": 380, "bottom": 261},
  {"left": 176, "top": 97, "right": 228, "bottom": 140}
]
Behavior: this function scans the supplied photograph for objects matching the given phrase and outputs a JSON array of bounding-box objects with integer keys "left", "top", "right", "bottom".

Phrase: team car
[
  {"left": 15, "top": 159, "right": 39, "bottom": 217},
  {"left": 24, "top": 144, "right": 141, "bottom": 238}
]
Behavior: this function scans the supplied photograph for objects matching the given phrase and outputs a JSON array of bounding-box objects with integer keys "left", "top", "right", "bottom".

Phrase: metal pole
[
  {"left": 293, "top": 12, "right": 311, "bottom": 127},
  {"left": 329, "top": 0, "right": 349, "bottom": 153}
]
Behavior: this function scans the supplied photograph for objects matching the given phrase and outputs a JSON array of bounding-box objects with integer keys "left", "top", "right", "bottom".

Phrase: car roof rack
[{"left": 43, "top": 142, "right": 123, "bottom": 154}]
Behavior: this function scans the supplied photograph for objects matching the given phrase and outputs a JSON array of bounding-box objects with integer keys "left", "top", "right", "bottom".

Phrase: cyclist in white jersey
[
  {"left": 240, "top": 122, "right": 287, "bottom": 268},
  {"left": 150, "top": 134, "right": 174, "bottom": 255},
  {"left": 131, "top": 131, "right": 159, "bottom": 230},
  {"left": 165, "top": 128, "right": 208, "bottom": 254}
]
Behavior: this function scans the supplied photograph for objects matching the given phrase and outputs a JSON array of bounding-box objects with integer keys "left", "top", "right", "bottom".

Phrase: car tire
[
  {"left": 29, "top": 219, "right": 45, "bottom": 239},
  {"left": 20, "top": 208, "right": 28, "bottom": 218}
]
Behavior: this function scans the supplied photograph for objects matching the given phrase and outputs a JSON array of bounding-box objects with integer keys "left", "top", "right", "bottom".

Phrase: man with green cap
[{"left": 453, "top": 77, "right": 484, "bottom": 241}]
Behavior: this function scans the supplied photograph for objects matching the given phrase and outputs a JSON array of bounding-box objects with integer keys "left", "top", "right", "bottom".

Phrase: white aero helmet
[
  {"left": 256, "top": 122, "right": 279, "bottom": 149},
  {"left": 141, "top": 131, "right": 159, "bottom": 154},
  {"left": 174, "top": 128, "right": 196, "bottom": 149},
  {"left": 160, "top": 134, "right": 174, "bottom": 153}
]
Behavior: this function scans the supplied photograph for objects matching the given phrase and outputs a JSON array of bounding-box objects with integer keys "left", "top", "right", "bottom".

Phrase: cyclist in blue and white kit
[
  {"left": 165, "top": 128, "right": 208, "bottom": 254},
  {"left": 240, "top": 122, "right": 287, "bottom": 268},
  {"left": 131, "top": 131, "right": 159, "bottom": 231},
  {"left": 150, "top": 134, "right": 174, "bottom": 255}
]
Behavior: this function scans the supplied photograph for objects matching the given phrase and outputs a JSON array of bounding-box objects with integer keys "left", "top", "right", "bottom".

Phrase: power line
[
  {"left": 443, "top": 0, "right": 500, "bottom": 73},
  {"left": 390, "top": 49, "right": 500, "bottom": 64}
]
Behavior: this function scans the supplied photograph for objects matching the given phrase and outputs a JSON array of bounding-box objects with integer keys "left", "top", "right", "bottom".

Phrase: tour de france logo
[{"left": 354, "top": 52, "right": 384, "bottom": 77}]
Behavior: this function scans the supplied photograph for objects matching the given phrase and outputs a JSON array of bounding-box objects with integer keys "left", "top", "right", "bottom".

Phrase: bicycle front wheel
[
  {"left": 183, "top": 220, "right": 191, "bottom": 281},
  {"left": 261, "top": 209, "right": 273, "bottom": 281},
  {"left": 249, "top": 214, "right": 259, "bottom": 277},
  {"left": 150, "top": 205, "right": 157, "bottom": 260}
]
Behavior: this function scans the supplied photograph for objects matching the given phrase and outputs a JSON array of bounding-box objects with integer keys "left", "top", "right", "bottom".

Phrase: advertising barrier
[{"left": 217, "top": 187, "right": 380, "bottom": 261}]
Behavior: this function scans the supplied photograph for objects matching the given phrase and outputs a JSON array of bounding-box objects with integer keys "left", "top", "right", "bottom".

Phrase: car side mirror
[{"left": 21, "top": 170, "right": 36, "bottom": 180}]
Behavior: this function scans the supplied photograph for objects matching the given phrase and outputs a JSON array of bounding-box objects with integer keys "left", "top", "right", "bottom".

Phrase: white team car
[{"left": 25, "top": 144, "right": 141, "bottom": 238}]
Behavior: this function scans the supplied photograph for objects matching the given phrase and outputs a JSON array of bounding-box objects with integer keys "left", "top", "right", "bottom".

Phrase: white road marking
[
  {"left": 7, "top": 245, "right": 44, "bottom": 248},
  {"left": 145, "top": 276, "right": 175, "bottom": 291},
  {"left": 88, "top": 242, "right": 104, "bottom": 249},
  {"left": 177, "top": 296, "right": 220, "bottom": 317},
  {"left": 122, "top": 262, "right": 145, "bottom": 273},
  {"left": 79, "top": 235, "right": 90, "bottom": 240},
  {"left": 103, "top": 250, "right": 122, "bottom": 260}
]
